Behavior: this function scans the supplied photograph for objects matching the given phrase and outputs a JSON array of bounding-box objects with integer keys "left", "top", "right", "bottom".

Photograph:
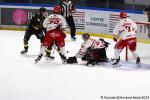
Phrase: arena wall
[{"left": 0, "top": 4, "right": 150, "bottom": 43}]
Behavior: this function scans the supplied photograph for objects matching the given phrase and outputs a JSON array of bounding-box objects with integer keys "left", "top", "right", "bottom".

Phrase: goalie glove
[
  {"left": 67, "top": 56, "right": 78, "bottom": 64},
  {"left": 104, "top": 41, "right": 110, "bottom": 48},
  {"left": 99, "top": 38, "right": 110, "bottom": 48}
]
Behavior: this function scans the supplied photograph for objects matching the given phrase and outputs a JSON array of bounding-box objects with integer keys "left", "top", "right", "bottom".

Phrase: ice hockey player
[
  {"left": 35, "top": 5, "right": 67, "bottom": 64},
  {"left": 20, "top": 7, "right": 51, "bottom": 56},
  {"left": 67, "top": 33, "right": 110, "bottom": 66},
  {"left": 144, "top": 7, "right": 150, "bottom": 22},
  {"left": 112, "top": 12, "right": 141, "bottom": 67},
  {"left": 60, "top": 0, "right": 77, "bottom": 40},
  {"left": 144, "top": 7, "right": 150, "bottom": 38}
]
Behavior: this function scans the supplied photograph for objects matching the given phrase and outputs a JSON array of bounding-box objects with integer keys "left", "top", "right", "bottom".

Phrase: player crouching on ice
[
  {"left": 67, "top": 33, "right": 110, "bottom": 66},
  {"left": 35, "top": 5, "right": 67, "bottom": 64}
]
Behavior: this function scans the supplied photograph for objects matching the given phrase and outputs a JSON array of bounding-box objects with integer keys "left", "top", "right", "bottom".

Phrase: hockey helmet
[
  {"left": 119, "top": 12, "right": 127, "bottom": 18},
  {"left": 39, "top": 7, "right": 47, "bottom": 13},
  {"left": 144, "top": 7, "right": 150, "bottom": 11},
  {"left": 82, "top": 33, "right": 90, "bottom": 41},
  {"left": 54, "top": 5, "right": 61, "bottom": 13}
]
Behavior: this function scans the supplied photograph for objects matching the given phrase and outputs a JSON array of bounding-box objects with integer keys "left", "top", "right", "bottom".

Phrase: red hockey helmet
[
  {"left": 82, "top": 33, "right": 90, "bottom": 41},
  {"left": 119, "top": 12, "right": 127, "bottom": 18},
  {"left": 54, "top": 5, "right": 61, "bottom": 13}
]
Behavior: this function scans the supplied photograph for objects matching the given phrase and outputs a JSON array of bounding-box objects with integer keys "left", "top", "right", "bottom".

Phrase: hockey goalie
[{"left": 67, "top": 33, "right": 110, "bottom": 66}]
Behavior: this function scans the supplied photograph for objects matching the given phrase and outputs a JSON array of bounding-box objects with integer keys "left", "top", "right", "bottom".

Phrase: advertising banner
[
  {"left": 75, "top": 9, "right": 149, "bottom": 40},
  {"left": 1, "top": 8, "right": 53, "bottom": 26},
  {"left": 84, "top": 10, "right": 109, "bottom": 34},
  {"left": 0, "top": 6, "right": 149, "bottom": 40},
  {"left": 72, "top": 10, "right": 85, "bottom": 31}
]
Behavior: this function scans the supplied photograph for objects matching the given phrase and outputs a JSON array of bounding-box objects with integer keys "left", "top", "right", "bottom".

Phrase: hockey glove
[
  {"left": 99, "top": 38, "right": 110, "bottom": 48},
  {"left": 99, "top": 38, "right": 104, "bottom": 42},
  {"left": 113, "top": 37, "right": 117, "bottom": 42},
  {"left": 104, "top": 41, "right": 110, "bottom": 48},
  {"left": 67, "top": 56, "right": 78, "bottom": 64}
]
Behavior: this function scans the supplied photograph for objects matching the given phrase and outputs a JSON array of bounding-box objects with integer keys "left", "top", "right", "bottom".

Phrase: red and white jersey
[
  {"left": 76, "top": 38, "right": 105, "bottom": 58},
  {"left": 113, "top": 18, "right": 137, "bottom": 40},
  {"left": 43, "top": 14, "right": 66, "bottom": 31}
]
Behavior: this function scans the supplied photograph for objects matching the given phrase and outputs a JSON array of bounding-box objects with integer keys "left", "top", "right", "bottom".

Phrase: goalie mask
[{"left": 82, "top": 33, "right": 90, "bottom": 41}]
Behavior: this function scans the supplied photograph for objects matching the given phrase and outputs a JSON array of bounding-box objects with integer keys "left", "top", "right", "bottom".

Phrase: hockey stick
[
  {"left": 51, "top": 42, "right": 67, "bottom": 62},
  {"left": 51, "top": 45, "right": 56, "bottom": 55}
]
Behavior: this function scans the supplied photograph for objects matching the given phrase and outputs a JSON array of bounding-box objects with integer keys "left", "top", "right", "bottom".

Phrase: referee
[
  {"left": 60, "top": 0, "right": 76, "bottom": 40},
  {"left": 144, "top": 7, "right": 150, "bottom": 38}
]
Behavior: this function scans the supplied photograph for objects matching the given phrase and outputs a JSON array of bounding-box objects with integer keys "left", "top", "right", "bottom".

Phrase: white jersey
[
  {"left": 76, "top": 38, "right": 105, "bottom": 58},
  {"left": 43, "top": 14, "right": 66, "bottom": 31},
  {"left": 113, "top": 18, "right": 137, "bottom": 40}
]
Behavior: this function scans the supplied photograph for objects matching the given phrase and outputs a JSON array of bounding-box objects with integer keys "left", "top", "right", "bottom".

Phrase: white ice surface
[{"left": 0, "top": 30, "right": 150, "bottom": 100}]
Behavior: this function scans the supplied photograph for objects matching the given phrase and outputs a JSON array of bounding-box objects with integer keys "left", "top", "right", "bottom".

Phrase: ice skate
[
  {"left": 86, "top": 57, "right": 96, "bottom": 66},
  {"left": 62, "top": 59, "right": 67, "bottom": 64},
  {"left": 136, "top": 57, "right": 141, "bottom": 67},
  {"left": 87, "top": 61, "right": 96, "bottom": 66},
  {"left": 20, "top": 46, "right": 28, "bottom": 55},
  {"left": 112, "top": 59, "right": 121, "bottom": 67},
  {"left": 35, "top": 58, "right": 40, "bottom": 64},
  {"left": 35, "top": 54, "right": 43, "bottom": 64},
  {"left": 20, "top": 49, "right": 28, "bottom": 55},
  {"left": 61, "top": 56, "right": 67, "bottom": 64},
  {"left": 71, "top": 36, "right": 76, "bottom": 41},
  {"left": 46, "top": 56, "right": 55, "bottom": 61}
]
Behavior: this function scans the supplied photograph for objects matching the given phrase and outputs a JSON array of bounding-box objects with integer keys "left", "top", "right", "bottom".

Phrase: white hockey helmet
[{"left": 82, "top": 33, "right": 90, "bottom": 41}]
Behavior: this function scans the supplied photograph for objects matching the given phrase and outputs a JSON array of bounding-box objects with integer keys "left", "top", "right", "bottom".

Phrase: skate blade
[
  {"left": 46, "top": 58, "right": 54, "bottom": 61},
  {"left": 34, "top": 59, "right": 40, "bottom": 64},
  {"left": 136, "top": 63, "right": 142, "bottom": 68},
  {"left": 87, "top": 62, "right": 96, "bottom": 66},
  {"left": 113, "top": 64, "right": 121, "bottom": 68},
  {"left": 45, "top": 57, "right": 55, "bottom": 62},
  {"left": 20, "top": 52, "right": 27, "bottom": 55},
  {"left": 71, "top": 38, "right": 76, "bottom": 41},
  {"left": 62, "top": 60, "right": 67, "bottom": 64},
  {"left": 62, "top": 61, "right": 67, "bottom": 64},
  {"left": 34, "top": 61, "right": 38, "bottom": 64}
]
